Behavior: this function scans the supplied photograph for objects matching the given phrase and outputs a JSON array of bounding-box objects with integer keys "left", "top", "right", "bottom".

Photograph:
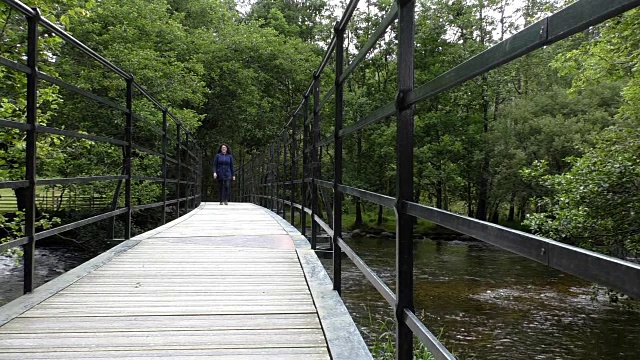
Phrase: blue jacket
[{"left": 213, "top": 153, "right": 234, "bottom": 180}]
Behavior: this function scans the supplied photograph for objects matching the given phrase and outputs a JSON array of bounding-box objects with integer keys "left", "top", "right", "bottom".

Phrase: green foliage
[
  {"left": 553, "top": 9, "right": 640, "bottom": 123},
  {"left": 0, "top": 211, "right": 60, "bottom": 256},
  {"left": 245, "top": 0, "right": 333, "bottom": 43},
  {"left": 524, "top": 128, "right": 640, "bottom": 258}
]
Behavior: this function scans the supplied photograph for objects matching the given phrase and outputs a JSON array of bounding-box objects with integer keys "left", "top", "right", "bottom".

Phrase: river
[
  {"left": 322, "top": 236, "right": 640, "bottom": 359},
  {"left": 0, "top": 247, "right": 95, "bottom": 306}
]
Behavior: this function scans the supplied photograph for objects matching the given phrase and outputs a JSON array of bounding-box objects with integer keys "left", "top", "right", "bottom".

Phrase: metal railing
[
  {"left": 238, "top": 0, "right": 640, "bottom": 358},
  {"left": 0, "top": 0, "right": 202, "bottom": 293}
]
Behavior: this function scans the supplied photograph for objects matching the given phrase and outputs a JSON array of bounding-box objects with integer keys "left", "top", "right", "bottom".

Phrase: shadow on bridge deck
[{"left": 0, "top": 202, "right": 371, "bottom": 360}]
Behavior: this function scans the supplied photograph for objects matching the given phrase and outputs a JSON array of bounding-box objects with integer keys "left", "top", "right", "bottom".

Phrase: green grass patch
[{"left": 0, "top": 188, "right": 18, "bottom": 212}]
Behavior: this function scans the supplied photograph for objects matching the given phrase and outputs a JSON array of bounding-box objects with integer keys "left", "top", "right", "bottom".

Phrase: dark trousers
[{"left": 218, "top": 179, "right": 231, "bottom": 202}]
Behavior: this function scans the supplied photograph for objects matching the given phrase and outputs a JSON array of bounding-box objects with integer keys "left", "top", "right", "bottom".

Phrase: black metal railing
[
  {"left": 0, "top": 0, "right": 202, "bottom": 294},
  {"left": 238, "top": 0, "right": 640, "bottom": 359}
]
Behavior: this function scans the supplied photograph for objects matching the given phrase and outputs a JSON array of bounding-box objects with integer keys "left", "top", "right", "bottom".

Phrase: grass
[
  {"left": 369, "top": 316, "right": 438, "bottom": 360},
  {"left": 0, "top": 188, "right": 109, "bottom": 213},
  {"left": 0, "top": 188, "right": 18, "bottom": 212}
]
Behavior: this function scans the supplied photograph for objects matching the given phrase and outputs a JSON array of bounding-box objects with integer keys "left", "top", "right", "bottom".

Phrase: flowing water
[
  {"left": 323, "top": 236, "right": 640, "bottom": 359},
  {"left": 0, "top": 247, "right": 95, "bottom": 306}
]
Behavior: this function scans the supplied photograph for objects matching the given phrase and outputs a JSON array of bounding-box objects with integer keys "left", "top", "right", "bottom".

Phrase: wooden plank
[
  {"left": 54, "top": 285, "right": 311, "bottom": 294},
  {"left": 0, "top": 328, "right": 327, "bottom": 350},
  {"left": 22, "top": 306, "right": 317, "bottom": 317},
  {"left": 39, "top": 294, "right": 314, "bottom": 303},
  {"left": 0, "top": 314, "right": 322, "bottom": 333},
  {"left": 0, "top": 347, "right": 330, "bottom": 359}
]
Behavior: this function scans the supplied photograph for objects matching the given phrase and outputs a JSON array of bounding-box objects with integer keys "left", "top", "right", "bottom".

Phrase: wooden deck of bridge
[{"left": 0, "top": 202, "right": 370, "bottom": 359}]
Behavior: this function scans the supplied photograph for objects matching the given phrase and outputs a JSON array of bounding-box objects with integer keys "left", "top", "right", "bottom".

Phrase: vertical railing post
[
  {"left": 265, "top": 146, "right": 269, "bottom": 208},
  {"left": 124, "top": 76, "right": 133, "bottom": 240},
  {"left": 198, "top": 148, "right": 203, "bottom": 206},
  {"left": 301, "top": 96, "right": 309, "bottom": 238},
  {"left": 176, "top": 125, "right": 181, "bottom": 217},
  {"left": 259, "top": 153, "right": 263, "bottom": 206},
  {"left": 23, "top": 8, "right": 39, "bottom": 294},
  {"left": 162, "top": 108, "right": 168, "bottom": 224},
  {"left": 261, "top": 150, "right": 265, "bottom": 207},
  {"left": 240, "top": 157, "right": 245, "bottom": 203},
  {"left": 252, "top": 157, "right": 256, "bottom": 204},
  {"left": 274, "top": 141, "right": 278, "bottom": 211},
  {"left": 395, "top": 0, "right": 416, "bottom": 358},
  {"left": 282, "top": 131, "right": 287, "bottom": 219},
  {"left": 259, "top": 152, "right": 263, "bottom": 207},
  {"left": 291, "top": 114, "right": 297, "bottom": 227},
  {"left": 311, "top": 73, "right": 321, "bottom": 250},
  {"left": 270, "top": 143, "right": 275, "bottom": 210},
  {"left": 189, "top": 137, "right": 192, "bottom": 208},
  {"left": 333, "top": 21, "right": 345, "bottom": 294},
  {"left": 279, "top": 135, "right": 283, "bottom": 216},
  {"left": 246, "top": 158, "right": 250, "bottom": 204},
  {"left": 188, "top": 137, "right": 192, "bottom": 208}
]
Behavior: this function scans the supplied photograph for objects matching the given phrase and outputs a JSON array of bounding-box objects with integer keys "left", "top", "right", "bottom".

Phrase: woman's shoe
[
  {"left": 224, "top": 201, "right": 228, "bottom": 205},
  {"left": 220, "top": 202, "right": 223, "bottom": 205}
]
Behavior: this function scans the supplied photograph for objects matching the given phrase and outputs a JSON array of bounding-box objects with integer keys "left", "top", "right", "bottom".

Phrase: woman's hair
[{"left": 217, "top": 143, "right": 232, "bottom": 154}]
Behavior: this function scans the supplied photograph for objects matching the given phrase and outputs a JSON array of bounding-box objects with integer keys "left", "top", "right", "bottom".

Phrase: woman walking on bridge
[{"left": 213, "top": 143, "right": 235, "bottom": 205}]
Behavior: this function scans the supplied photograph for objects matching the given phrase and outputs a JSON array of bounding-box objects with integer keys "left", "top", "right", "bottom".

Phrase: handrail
[
  {"left": 0, "top": 0, "right": 203, "bottom": 294},
  {"left": 239, "top": 0, "right": 640, "bottom": 358}
]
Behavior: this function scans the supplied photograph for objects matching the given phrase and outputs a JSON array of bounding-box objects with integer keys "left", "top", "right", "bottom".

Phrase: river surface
[
  {"left": 0, "top": 247, "right": 95, "bottom": 306},
  {"left": 322, "top": 236, "right": 640, "bottom": 360}
]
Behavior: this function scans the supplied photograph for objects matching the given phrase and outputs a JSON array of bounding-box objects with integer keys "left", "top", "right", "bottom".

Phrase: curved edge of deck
[
  {"left": 0, "top": 203, "right": 206, "bottom": 326},
  {"left": 265, "top": 208, "right": 373, "bottom": 360}
]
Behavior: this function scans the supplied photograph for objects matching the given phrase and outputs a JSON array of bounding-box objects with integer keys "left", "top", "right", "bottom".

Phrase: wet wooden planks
[{"left": 0, "top": 203, "right": 330, "bottom": 359}]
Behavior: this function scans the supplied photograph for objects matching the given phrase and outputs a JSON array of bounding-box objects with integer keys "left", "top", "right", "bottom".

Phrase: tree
[
  {"left": 524, "top": 128, "right": 640, "bottom": 258},
  {"left": 245, "top": 0, "right": 333, "bottom": 44}
]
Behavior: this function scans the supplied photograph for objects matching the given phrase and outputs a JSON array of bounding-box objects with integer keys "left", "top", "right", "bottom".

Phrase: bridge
[
  {"left": 1, "top": 0, "right": 639, "bottom": 359},
  {"left": 0, "top": 202, "right": 368, "bottom": 359}
]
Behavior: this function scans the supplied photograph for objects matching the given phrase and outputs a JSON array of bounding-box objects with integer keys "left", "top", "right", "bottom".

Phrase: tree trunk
[
  {"left": 436, "top": 180, "right": 444, "bottom": 209},
  {"left": 443, "top": 182, "right": 450, "bottom": 211},
  {"left": 491, "top": 202, "right": 500, "bottom": 223},
  {"left": 475, "top": 2, "right": 491, "bottom": 222},
  {"left": 518, "top": 198, "right": 528, "bottom": 221},
  {"left": 508, "top": 191, "right": 516, "bottom": 222},
  {"left": 377, "top": 204, "right": 383, "bottom": 225},
  {"left": 14, "top": 187, "right": 29, "bottom": 213},
  {"left": 466, "top": 181, "right": 473, "bottom": 217},
  {"left": 355, "top": 198, "right": 363, "bottom": 227}
]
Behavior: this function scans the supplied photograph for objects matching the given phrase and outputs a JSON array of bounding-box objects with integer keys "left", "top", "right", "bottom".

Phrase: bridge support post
[
  {"left": 275, "top": 139, "right": 279, "bottom": 212},
  {"left": 333, "top": 21, "right": 345, "bottom": 295},
  {"left": 176, "top": 126, "right": 181, "bottom": 217},
  {"left": 124, "top": 76, "right": 133, "bottom": 240},
  {"left": 395, "top": 0, "right": 416, "bottom": 358},
  {"left": 301, "top": 95, "right": 309, "bottom": 238},
  {"left": 291, "top": 113, "right": 297, "bottom": 227},
  {"left": 23, "top": 8, "right": 39, "bottom": 294},
  {"left": 311, "top": 73, "right": 321, "bottom": 250},
  {"left": 162, "top": 108, "right": 168, "bottom": 224},
  {"left": 281, "top": 131, "right": 286, "bottom": 218},
  {"left": 268, "top": 143, "right": 273, "bottom": 210}
]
